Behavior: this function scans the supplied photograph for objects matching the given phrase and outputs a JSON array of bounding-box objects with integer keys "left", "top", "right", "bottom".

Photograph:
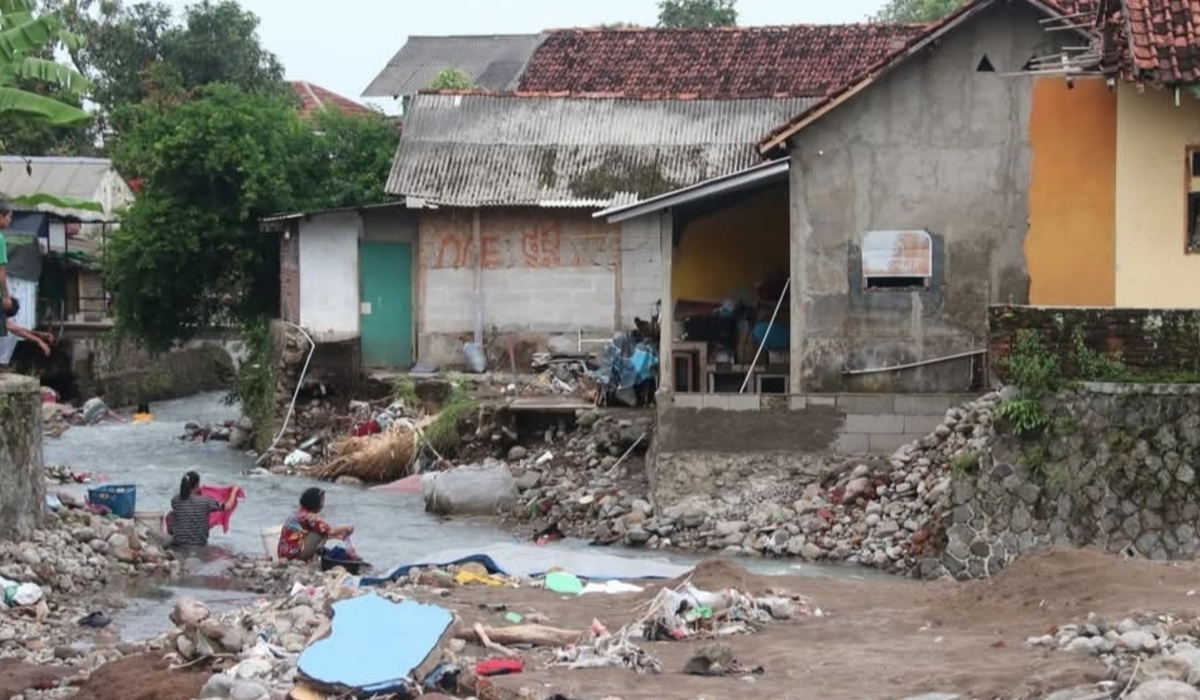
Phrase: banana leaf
[
  {"left": 0, "top": 12, "right": 61, "bottom": 63},
  {"left": 0, "top": 55, "right": 92, "bottom": 92},
  {"left": 0, "top": 85, "right": 88, "bottom": 123}
]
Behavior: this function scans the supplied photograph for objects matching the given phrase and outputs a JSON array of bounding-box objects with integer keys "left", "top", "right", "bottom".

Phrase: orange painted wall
[
  {"left": 1025, "top": 77, "right": 1117, "bottom": 306},
  {"left": 672, "top": 186, "right": 789, "bottom": 301}
]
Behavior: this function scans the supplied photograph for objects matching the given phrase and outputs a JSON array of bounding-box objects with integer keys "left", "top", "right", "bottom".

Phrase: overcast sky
[{"left": 155, "top": 0, "right": 886, "bottom": 110}]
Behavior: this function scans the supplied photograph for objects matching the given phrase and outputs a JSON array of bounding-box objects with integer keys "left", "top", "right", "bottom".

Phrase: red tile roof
[
  {"left": 516, "top": 24, "right": 930, "bottom": 99},
  {"left": 1121, "top": 0, "right": 1200, "bottom": 84},
  {"left": 290, "top": 81, "right": 377, "bottom": 119}
]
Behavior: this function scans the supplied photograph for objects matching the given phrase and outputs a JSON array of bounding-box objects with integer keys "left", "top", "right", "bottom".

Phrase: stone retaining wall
[
  {"left": 989, "top": 305, "right": 1200, "bottom": 381},
  {"left": 70, "top": 336, "right": 237, "bottom": 408},
  {"left": 942, "top": 383, "right": 1200, "bottom": 578}
]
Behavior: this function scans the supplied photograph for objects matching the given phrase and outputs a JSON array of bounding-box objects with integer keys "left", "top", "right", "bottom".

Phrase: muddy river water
[{"left": 43, "top": 392, "right": 881, "bottom": 638}]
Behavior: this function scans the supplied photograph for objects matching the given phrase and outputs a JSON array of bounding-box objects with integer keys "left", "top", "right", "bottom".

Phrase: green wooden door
[{"left": 359, "top": 240, "right": 413, "bottom": 368}]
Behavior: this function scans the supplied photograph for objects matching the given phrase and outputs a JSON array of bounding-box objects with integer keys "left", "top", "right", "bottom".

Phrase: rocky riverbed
[{"left": 10, "top": 538, "right": 1200, "bottom": 700}]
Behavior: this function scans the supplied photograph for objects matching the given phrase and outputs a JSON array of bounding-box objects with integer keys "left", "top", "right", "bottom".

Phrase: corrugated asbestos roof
[
  {"left": 362, "top": 35, "right": 545, "bottom": 98},
  {"left": 385, "top": 93, "right": 814, "bottom": 207},
  {"left": 0, "top": 156, "right": 112, "bottom": 201}
]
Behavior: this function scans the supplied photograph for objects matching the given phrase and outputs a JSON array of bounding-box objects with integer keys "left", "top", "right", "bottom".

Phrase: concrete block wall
[
  {"left": 619, "top": 217, "right": 662, "bottom": 328},
  {"left": 416, "top": 207, "right": 639, "bottom": 366},
  {"left": 670, "top": 392, "right": 973, "bottom": 454}
]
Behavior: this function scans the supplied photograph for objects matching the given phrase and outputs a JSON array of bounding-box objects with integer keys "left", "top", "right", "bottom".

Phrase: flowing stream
[{"left": 43, "top": 392, "right": 886, "bottom": 639}]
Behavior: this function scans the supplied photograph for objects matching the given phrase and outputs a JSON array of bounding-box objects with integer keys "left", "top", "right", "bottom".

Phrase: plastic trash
[
  {"left": 284, "top": 449, "right": 313, "bottom": 467},
  {"left": 544, "top": 571, "right": 584, "bottom": 595},
  {"left": 580, "top": 580, "right": 645, "bottom": 595},
  {"left": 45, "top": 493, "right": 61, "bottom": 511},
  {"left": 462, "top": 342, "right": 487, "bottom": 374}
]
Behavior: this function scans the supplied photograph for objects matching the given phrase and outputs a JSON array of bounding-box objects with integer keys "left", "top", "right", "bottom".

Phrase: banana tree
[
  {"left": 0, "top": 0, "right": 91, "bottom": 126},
  {"left": 0, "top": 0, "right": 101, "bottom": 214}
]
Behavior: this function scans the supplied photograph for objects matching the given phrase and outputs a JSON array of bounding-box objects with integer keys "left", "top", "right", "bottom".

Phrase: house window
[
  {"left": 1189, "top": 149, "right": 1200, "bottom": 253},
  {"left": 862, "top": 230, "right": 933, "bottom": 291}
]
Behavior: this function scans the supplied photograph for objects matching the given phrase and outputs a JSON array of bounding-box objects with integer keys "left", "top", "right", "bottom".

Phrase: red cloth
[
  {"left": 475, "top": 658, "right": 524, "bottom": 677},
  {"left": 352, "top": 420, "right": 381, "bottom": 437},
  {"left": 197, "top": 485, "right": 244, "bottom": 533}
]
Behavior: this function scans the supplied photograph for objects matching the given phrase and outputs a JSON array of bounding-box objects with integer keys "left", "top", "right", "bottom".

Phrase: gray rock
[
  {"left": 200, "top": 673, "right": 236, "bottom": 699},
  {"left": 1118, "top": 629, "right": 1159, "bottom": 653},
  {"left": 897, "top": 694, "right": 961, "bottom": 700},
  {"left": 1063, "top": 636, "right": 1100, "bottom": 655},
  {"left": 515, "top": 470, "right": 542, "bottom": 491},
  {"left": 714, "top": 521, "right": 746, "bottom": 537},
  {"left": 507, "top": 445, "right": 528, "bottom": 461},
  {"left": 624, "top": 528, "right": 652, "bottom": 546},
  {"left": 230, "top": 680, "right": 269, "bottom": 700},
  {"left": 1043, "top": 686, "right": 1116, "bottom": 700},
  {"left": 1127, "top": 679, "right": 1200, "bottom": 700}
]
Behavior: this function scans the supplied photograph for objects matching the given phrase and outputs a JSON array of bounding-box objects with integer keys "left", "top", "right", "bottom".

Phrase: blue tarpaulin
[{"left": 360, "top": 543, "right": 692, "bottom": 588}]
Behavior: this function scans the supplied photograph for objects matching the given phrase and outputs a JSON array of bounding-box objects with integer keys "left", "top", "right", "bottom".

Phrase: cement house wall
[
  {"left": 787, "top": 1, "right": 1067, "bottom": 393},
  {"left": 417, "top": 207, "right": 625, "bottom": 366},
  {"left": 298, "top": 211, "right": 361, "bottom": 341}
]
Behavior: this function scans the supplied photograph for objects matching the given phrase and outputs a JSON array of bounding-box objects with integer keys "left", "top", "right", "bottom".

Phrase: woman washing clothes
[
  {"left": 166, "top": 471, "right": 240, "bottom": 548},
  {"left": 277, "top": 487, "right": 355, "bottom": 562}
]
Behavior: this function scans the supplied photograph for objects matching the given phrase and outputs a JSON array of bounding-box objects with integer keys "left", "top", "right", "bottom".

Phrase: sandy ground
[
  {"left": 18, "top": 546, "right": 1200, "bottom": 700},
  {"left": 410, "top": 547, "right": 1200, "bottom": 700}
]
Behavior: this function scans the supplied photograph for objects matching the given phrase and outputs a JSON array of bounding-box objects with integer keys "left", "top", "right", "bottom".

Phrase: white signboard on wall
[{"left": 862, "top": 229, "right": 933, "bottom": 278}]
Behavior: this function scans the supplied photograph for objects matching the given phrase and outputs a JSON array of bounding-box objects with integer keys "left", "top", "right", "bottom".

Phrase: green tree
[
  {"left": 428, "top": 68, "right": 473, "bottom": 90},
  {"left": 104, "top": 86, "right": 401, "bottom": 349},
  {"left": 301, "top": 107, "right": 399, "bottom": 211},
  {"left": 872, "top": 0, "right": 963, "bottom": 22},
  {"left": 656, "top": 0, "right": 736, "bottom": 28},
  {"left": 54, "top": 0, "right": 285, "bottom": 134},
  {"left": 104, "top": 84, "right": 311, "bottom": 350}
]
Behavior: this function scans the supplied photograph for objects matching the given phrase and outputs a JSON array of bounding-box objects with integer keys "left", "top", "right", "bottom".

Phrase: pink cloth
[{"left": 197, "top": 485, "right": 245, "bottom": 533}]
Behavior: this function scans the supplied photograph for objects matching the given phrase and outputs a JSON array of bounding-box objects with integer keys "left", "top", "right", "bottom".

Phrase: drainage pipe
[
  {"left": 841, "top": 348, "right": 986, "bottom": 376},
  {"left": 254, "top": 321, "right": 315, "bottom": 466}
]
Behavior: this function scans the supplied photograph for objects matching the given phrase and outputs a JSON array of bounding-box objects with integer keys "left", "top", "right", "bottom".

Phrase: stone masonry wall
[
  {"left": 942, "top": 383, "right": 1200, "bottom": 578},
  {"left": 989, "top": 305, "right": 1200, "bottom": 381},
  {"left": 74, "top": 336, "right": 236, "bottom": 408}
]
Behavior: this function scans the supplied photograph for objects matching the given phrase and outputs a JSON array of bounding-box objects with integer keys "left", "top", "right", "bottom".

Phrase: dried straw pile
[{"left": 314, "top": 420, "right": 424, "bottom": 483}]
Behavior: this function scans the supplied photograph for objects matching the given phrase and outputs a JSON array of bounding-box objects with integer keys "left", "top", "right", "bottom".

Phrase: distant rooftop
[
  {"left": 290, "top": 81, "right": 377, "bottom": 118},
  {"left": 362, "top": 34, "right": 545, "bottom": 98}
]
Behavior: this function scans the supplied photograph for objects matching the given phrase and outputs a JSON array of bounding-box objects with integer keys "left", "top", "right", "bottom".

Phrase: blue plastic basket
[{"left": 87, "top": 484, "right": 137, "bottom": 519}]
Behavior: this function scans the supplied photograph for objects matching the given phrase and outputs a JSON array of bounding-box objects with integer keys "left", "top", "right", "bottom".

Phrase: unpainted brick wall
[
  {"left": 988, "top": 305, "right": 1200, "bottom": 381},
  {"left": 279, "top": 225, "right": 300, "bottom": 325}
]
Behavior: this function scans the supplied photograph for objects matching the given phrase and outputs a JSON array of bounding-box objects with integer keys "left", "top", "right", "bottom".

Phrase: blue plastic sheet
[{"left": 298, "top": 593, "right": 452, "bottom": 692}]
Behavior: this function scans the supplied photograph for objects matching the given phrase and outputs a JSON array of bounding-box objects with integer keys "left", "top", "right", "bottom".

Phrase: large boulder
[{"left": 421, "top": 460, "right": 518, "bottom": 515}]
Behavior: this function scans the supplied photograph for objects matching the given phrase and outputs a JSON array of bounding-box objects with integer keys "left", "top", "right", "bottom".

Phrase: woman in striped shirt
[{"left": 167, "top": 471, "right": 239, "bottom": 548}]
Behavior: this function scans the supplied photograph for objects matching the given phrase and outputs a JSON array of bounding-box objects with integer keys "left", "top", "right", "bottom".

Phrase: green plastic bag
[{"left": 544, "top": 571, "right": 584, "bottom": 595}]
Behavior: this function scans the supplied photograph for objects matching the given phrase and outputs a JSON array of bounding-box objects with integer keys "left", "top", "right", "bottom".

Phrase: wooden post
[{"left": 0, "top": 374, "right": 44, "bottom": 540}]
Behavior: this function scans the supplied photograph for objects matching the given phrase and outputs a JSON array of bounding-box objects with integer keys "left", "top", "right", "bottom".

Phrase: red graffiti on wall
[
  {"left": 520, "top": 223, "right": 562, "bottom": 268},
  {"left": 428, "top": 220, "right": 615, "bottom": 270}
]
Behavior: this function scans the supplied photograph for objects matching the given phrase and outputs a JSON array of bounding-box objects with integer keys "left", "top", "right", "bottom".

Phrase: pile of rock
[
  {"left": 648, "top": 393, "right": 1003, "bottom": 576},
  {"left": 504, "top": 394, "right": 1008, "bottom": 578},
  {"left": 507, "top": 409, "right": 656, "bottom": 541},
  {"left": 0, "top": 505, "right": 179, "bottom": 599},
  {"left": 226, "top": 557, "right": 326, "bottom": 596},
  {"left": 1031, "top": 613, "right": 1200, "bottom": 678}
]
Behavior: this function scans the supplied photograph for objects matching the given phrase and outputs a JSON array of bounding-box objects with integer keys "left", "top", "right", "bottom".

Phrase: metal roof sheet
[
  {"left": 385, "top": 93, "right": 814, "bottom": 208},
  {"left": 362, "top": 35, "right": 545, "bottom": 98}
]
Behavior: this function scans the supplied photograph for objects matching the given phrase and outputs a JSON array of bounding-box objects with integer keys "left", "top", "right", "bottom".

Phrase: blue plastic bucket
[{"left": 87, "top": 484, "right": 137, "bottom": 519}]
